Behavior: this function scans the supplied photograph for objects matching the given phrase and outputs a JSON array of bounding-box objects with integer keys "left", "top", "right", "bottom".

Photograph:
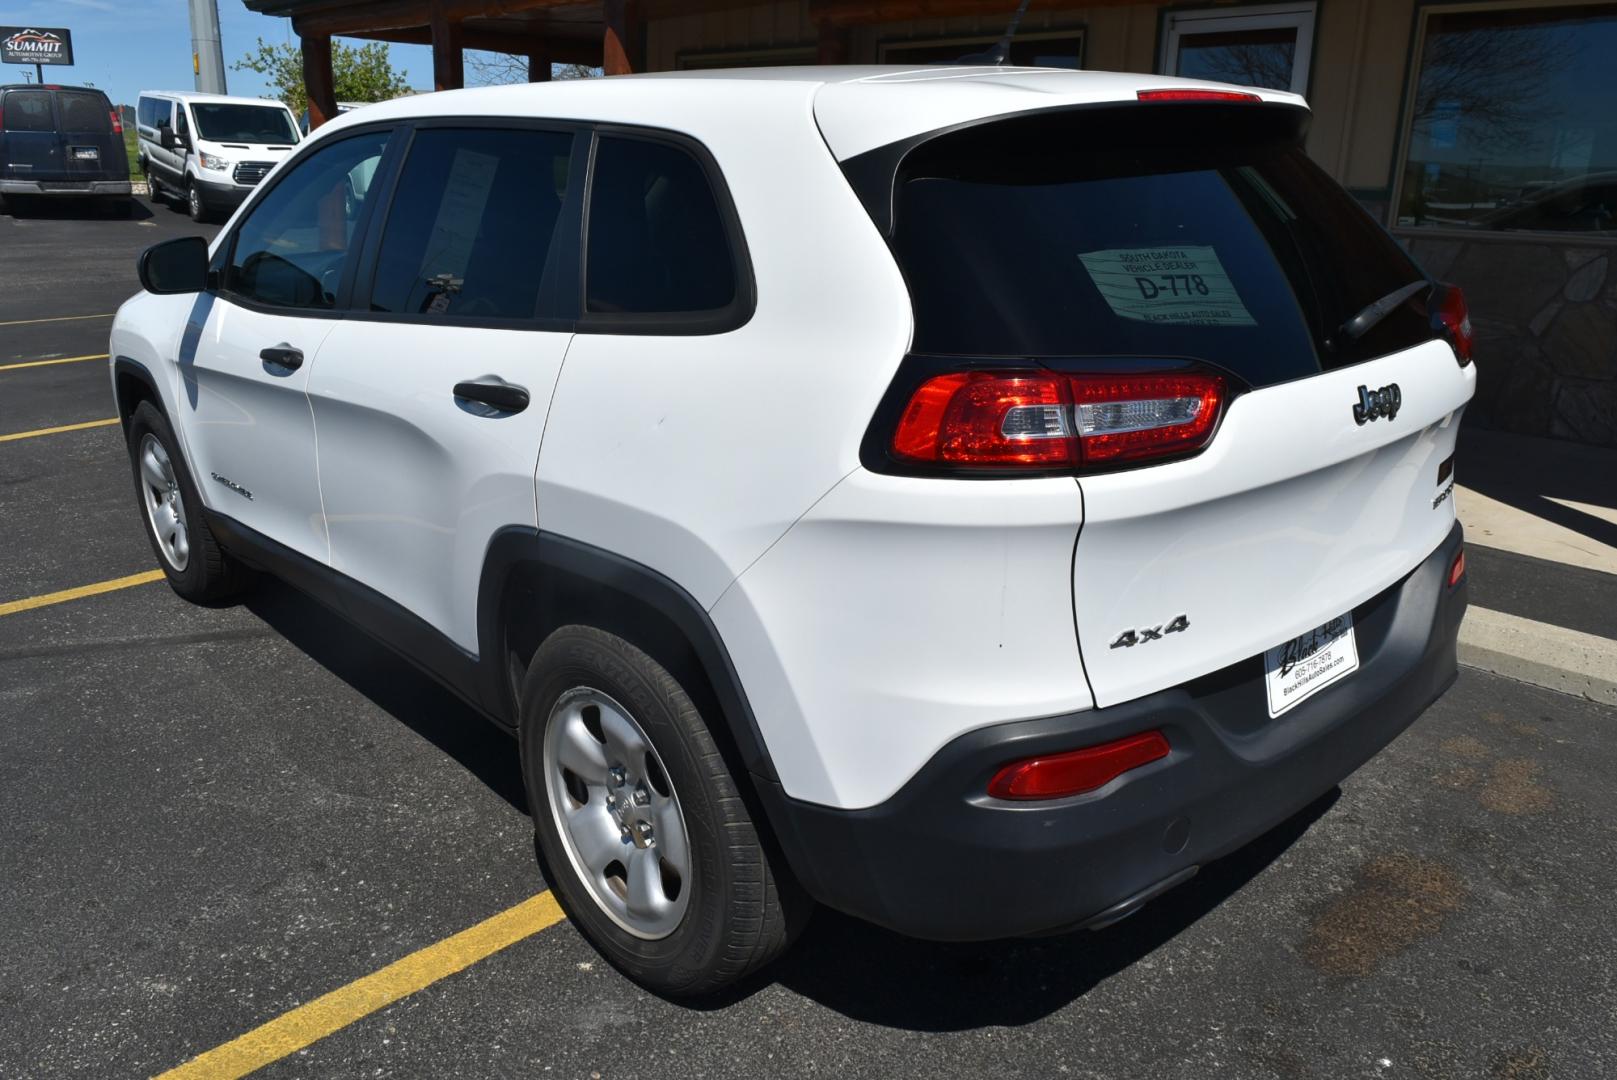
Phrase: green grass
[{"left": 123, "top": 128, "right": 139, "bottom": 176}]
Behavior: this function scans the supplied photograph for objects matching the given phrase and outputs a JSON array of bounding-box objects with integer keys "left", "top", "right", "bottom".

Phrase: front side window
[
  {"left": 585, "top": 135, "right": 738, "bottom": 317},
  {"left": 2, "top": 91, "right": 54, "bottom": 133},
  {"left": 191, "top": 103, "right": 299, "bottom": 145},
  {"left": 1397, "top": 2, "right": 1617, "bottom": 233},
  {"left": 225, "top": 130, "right": 390, "bottom": 311},
  {"left": 367, "top": 127, "right": 575, "bottom": 320},
  {"left": 176, "top": 105, "right": 188, "bottom": 138}
]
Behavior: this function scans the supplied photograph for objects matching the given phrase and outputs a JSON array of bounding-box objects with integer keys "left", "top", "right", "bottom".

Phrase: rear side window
[
  {"left": 56, "top": 92, "right": 110, "bottom": 133},
  {"left": 225, "top": 130, "right": 391, "bottom": 311},
  {"left": 2, "top": 91, "right": 55, "bottom": 133},
  {"left": 585, "top": 135, "right": 738, "bottom": 318},
  {"left": 883, "top": 107, "right": 1436, "bottom": 385},
  {"left": 367, "top": 127, "right": 576, "bottom": 321}
]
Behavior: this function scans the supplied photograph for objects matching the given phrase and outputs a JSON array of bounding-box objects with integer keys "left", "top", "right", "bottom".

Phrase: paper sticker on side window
[{"left": 1078, "top": 246, "right": 1257, "bottom": 327}]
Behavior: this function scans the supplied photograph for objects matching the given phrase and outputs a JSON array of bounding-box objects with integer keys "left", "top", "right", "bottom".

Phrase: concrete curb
[{"left": 1459, "top": 606, "right": 1617, "bottom": 706}]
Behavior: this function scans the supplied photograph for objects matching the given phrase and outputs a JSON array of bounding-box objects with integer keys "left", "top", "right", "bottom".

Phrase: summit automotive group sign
[{"left": 1, "top": 27, "right": 74, "bottom": 67}]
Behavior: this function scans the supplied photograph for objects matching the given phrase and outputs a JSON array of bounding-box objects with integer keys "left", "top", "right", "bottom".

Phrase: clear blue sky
[{"left": 0, "top": 0, "right": 439, "bottom": 107}]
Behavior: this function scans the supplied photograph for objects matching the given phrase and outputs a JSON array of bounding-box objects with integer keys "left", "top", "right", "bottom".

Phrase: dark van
[{"left": 0, "top": 84, "right": 131, "bottom": 213}]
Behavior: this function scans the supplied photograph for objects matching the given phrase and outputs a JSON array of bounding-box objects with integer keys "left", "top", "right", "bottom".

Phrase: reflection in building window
[{"left": 1398, "top": 3, "right": 1617, "bottom": 232}]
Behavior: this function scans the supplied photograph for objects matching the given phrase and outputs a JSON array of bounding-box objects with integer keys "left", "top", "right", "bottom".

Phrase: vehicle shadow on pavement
[
  {"left": 1461, "top": 427, "right": 1617, "bottom": 553},
  {"left": 243, "top": 579, "right": 530, "bottom": 814},
  {"left": 750, "top": 788, "right": 1339, "bottom": 1029},
  {"left": 2, "top": 197, "right": 155, "bottom": 222}
]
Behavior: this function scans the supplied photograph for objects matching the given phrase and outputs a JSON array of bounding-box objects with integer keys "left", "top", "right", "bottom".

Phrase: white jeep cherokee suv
[{"left": 111, "top": 67, "right": 1475, "bottom": 995}]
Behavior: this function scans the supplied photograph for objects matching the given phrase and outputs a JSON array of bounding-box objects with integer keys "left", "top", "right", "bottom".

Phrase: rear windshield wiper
[{"left": 1335, "top": 280, "right": 1432, "bottom": 345}]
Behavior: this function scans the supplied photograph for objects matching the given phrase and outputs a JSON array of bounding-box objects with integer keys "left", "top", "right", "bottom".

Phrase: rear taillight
[
  {"left": 987, "top": 730, "right": 1170, "bottom": 800},
  {"left": 890, "top": 369, "right": 1226, "bottom": 472},
  {"left": 1069, "top": 372, "right": 1225, "bottom": 465},
  {"left": 109, "top": 108, "right": 123, "bottom": 135},
  {"left": 1432, "top": 284, "right": 1473, "bottom": 366},
  {"left": 1137, "top": 88, "right": 1262, "bottom": 103},
  {"left": 891, "top": 371, "right": 1074, "bottom": 467}
]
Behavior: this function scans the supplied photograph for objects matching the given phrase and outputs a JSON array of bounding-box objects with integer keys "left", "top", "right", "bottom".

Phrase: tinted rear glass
[
  {"left": 56, "top": 91, "right": 110, "bottom": 132},
  {"left": 2, "top": 91, "right": 54, "bottom": 132},
  {"left": 884, "top": 106, "right": 1436, "bottom": 385}
]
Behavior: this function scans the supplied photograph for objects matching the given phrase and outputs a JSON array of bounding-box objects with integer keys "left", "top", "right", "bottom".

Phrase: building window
[
  {"left": 879, "top": 29, "right": 1083, "bottom": 67},
  {"left": 1159, "top": 3, "right": 1316, "bottom": 93},
  {"left": 1396, "top": 2, "right": 1617, "bottom": 233}
]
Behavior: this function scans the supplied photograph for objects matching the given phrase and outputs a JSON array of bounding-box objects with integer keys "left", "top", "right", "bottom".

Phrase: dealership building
[{"left": 249, "top": 0, "right": 1617, "bottom": 446}]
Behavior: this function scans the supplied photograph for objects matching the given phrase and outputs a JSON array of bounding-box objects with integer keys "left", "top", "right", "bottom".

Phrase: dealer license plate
[
  {"left": 1264, "top": 612, "right": 1359, "bottom": 718},
  {"left": 72, "top": 146, "right": 99, "bottom": 160}
]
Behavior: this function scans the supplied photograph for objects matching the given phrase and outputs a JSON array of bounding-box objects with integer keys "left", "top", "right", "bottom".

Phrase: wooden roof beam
[
  {"left": 810, "top": 0, "right": 1071, "bottom": 26},
  {"left": 341, "top": 24, "right": 602, "bottom": 63},
  {"left": 291, "top": 0, "right": 581, "bottom": 38}
]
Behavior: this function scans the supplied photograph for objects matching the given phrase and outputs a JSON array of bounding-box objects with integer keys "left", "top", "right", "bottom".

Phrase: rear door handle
[
  {"left": 453, "top": 378, "right": 530, "bottom": 415},
  {"left": 260, "top": 344, "right": 304, "bottom": 373}
]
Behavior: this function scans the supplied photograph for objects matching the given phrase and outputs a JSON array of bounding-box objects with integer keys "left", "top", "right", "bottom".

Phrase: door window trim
[
  {"left": 1158, "top": 1, "right": 1318, "bottom": 95},
  {"left": 576, "top": 123, "right": 756, "bottom": 337}
]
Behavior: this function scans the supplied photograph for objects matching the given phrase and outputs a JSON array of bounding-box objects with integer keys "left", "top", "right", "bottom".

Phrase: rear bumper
[
  {"left": 757, "top": 521, "right": 1467, "bottom": 940},
  {"left": 1, "top": 180, "right": 131, "bottom": 197}
]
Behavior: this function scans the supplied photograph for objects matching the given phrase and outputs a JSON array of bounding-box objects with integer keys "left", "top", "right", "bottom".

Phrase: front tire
[
  {"left": 520, "top": 626, "right": 804, "bottom": 996},
  {"left": 126, "top": 400, "right": 251, "bottom": 603},
  {"left": 186, "top": 179, "right": 209, "bottom": 223}
]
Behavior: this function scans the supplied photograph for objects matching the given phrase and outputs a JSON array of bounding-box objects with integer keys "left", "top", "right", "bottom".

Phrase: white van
[{"left": 135, "top": 90, "right": 300, "bottom": 222}]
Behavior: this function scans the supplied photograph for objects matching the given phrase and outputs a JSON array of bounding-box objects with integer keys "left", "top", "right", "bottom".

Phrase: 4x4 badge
[
  {"left": 1353, "top": 383, "right": 1402, "bottom": 425},
  {"left": 1110, "top": 615, "right": 1189, "bottom": 649}
]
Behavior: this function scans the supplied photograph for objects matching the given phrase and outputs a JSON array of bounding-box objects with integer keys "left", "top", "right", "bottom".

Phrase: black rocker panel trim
[{"left": 201, "top": 512, "right": 779, "bottom": 784}]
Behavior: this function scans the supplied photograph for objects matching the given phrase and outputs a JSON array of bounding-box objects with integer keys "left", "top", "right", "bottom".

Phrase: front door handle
[
  {"left": 453, "top": 378, "right": 530, "bottom": 415},
  {"left": 260, "top": 344, "right": 304, "bottom": 373}
]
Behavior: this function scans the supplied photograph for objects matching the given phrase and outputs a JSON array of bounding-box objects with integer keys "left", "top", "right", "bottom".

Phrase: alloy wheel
[
  {"left": 543, "top": 687, "right": 691, "bottom": 940},
  {"left": 138, "top": 433, "right": 189, "bottom": 571}
]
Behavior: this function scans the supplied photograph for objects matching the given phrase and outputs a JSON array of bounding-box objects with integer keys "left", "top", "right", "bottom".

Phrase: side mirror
[
  {"left": 138, "top": 236, "right": 211, "bottom": 295},
  {"left": 159, "top": 127, "right": 175, "bottom": 150}
]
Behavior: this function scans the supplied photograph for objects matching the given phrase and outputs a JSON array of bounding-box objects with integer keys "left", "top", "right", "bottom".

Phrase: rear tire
[
  {"left": 125, "top": 400, "right": 252, "bottom": 604},
  {"left": 520, "top": 625, "right": 805, "bottom": 997}
]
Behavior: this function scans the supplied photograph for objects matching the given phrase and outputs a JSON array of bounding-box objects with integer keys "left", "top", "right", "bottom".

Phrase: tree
[
  {"left": 233, "top": 38, "right": 413, "bottom": 115},
  {"left": 465, "top": 51, "right": 600, "bottom": 86}
]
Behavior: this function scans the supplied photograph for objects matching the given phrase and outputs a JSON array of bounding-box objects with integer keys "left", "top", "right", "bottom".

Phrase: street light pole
[{"left": 189, "top": 0, "right": 228, "bottom": 94}]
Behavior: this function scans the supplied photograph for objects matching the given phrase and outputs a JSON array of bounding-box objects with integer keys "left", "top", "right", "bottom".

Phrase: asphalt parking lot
[{"left": 3, "top": 200, "right": 1616, "bottom": 1080}]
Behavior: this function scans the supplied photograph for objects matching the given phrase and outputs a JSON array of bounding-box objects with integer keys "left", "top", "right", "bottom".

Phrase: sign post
[{"left": 1, "top": 26, "right": 74, "bottom": 80}]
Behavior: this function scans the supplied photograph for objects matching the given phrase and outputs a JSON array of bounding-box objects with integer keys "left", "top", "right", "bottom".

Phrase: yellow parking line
[
  {"left": 155, "top": 892, "right": 567, "bottom": 1080},
  {"left": 0, "top": 417, "right": 120, "bottom": 442},
  {"left": 0, "top": 312, "right": 113, "bottom": 328},
  {"left": 0, "top": 352, "right": 109, "bottom": 372},
  {"left": 0, "top": 569, "right": 166, "bottom": 617}
]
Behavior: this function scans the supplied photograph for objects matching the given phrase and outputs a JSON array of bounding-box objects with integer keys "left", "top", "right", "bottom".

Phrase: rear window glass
[
  {"left": 585, "top": 135, "right": 737, "bottom": 316},
  {"left": 56, "top": 92, "right": 110, "bottom": 133},
  {"left": 884, "top": 107, "right": 1437, "bottom": 385},
  {"left": 2, "top": 91, "right": 54, "bottom": 133},
  {"left": 368, "top": 127, "right": 576, "bottom": 320}
]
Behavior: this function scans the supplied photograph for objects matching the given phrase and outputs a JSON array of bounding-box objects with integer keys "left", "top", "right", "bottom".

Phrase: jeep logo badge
[{"left": 1353, "top": 383, "right": 1401, "bottom": 425}]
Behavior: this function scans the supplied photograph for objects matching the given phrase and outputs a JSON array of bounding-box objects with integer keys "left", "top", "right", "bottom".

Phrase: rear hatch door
[
  {"left": 54, "top": 89, "right": 126, "bottom": 182},
  {"left": 1, "top": 88, "right": 65, "bottom": 181},
  {"left": 880, "top": 101, "right": 1476, "bottom": 709}
]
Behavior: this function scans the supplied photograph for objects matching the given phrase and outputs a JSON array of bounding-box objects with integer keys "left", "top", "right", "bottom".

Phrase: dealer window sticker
[{"left": 1078, "top": 245, "right": 1257, "bottom": 327}]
